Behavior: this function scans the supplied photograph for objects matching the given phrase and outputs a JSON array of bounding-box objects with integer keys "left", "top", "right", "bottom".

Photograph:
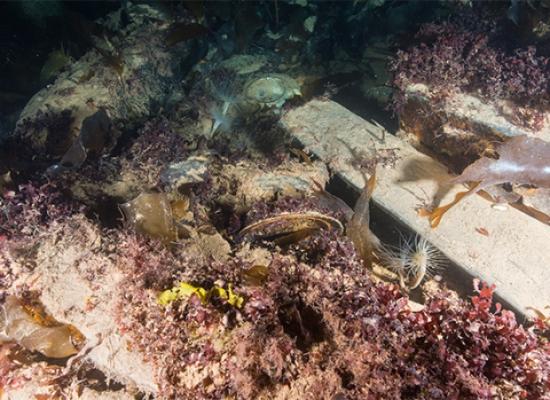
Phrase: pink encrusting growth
[
  {"left": 0, "top": 182, "right": 82, "bottom": 240},
  {"left": 112, "top": 189, "right": 550, "bottom": 399}
]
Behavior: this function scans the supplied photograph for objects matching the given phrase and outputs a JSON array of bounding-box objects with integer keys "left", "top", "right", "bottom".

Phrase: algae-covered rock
[
  {"left": 160, "top": 156, "right": 209, "bottom": 190},
  {"left": 20, "top": 215, "right": 157, "bottom": 394},
  {"left": 10, "top": 2, "right": 191, "bottom": 168},
  {"left": 243, "top": 74, "right": 301, "bottom": 109},
  {"left": 0, "top": 296, "right": 81, "bottom": 358},
  {"left": 235, "top": 160, "right": 329, "bottom": 204}
]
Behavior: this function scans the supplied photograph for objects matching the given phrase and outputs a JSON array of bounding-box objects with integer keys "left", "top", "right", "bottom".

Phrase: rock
[
  {"left": 188, "top": 232, "right": 232, "bottom": 262},
  {"left": 9, "top": 3, "right": 190, "bottom": 170},
  {"left": 0, "top": 365, "right": 138, "bottom": 400},
  {"left": 231, "top": 160, "right": 329, "bottom": 205},
  {"left": 281, "top": 99, "right": 550, "bottom": 315},
  {"left": 78, "top": 388, "right": 137, "bottom": 400},
  {"left": 160, "top": 156, "right": 209, "bottom": 190},
  {"left": 10, "top": 215, "right": 158, "bottom": 395},
  {"left": 0, "top": 360, "right": 62, "bottom": 400},
  {"left": 219, "top": 54, "right": 268, "bottom": 75}
]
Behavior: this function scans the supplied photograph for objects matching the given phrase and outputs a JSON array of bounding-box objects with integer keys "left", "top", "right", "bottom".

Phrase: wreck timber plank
[
  {"left": 281, "top": 99, "right": 550, "bottom": 315},
  {"left": 404, "top": 83, "right": 550, "bottom": 142},
  {"left": 401, "top": 83, "right": 550, "bottom": 218}
]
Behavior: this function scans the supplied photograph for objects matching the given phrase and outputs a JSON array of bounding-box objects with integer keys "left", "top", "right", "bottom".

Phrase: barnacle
[
  {"left": 158, "top": 282, "right": 244, "bottom": 308},
  {"left": 240, "top": 211, "right": 343, "bottom": 246}
]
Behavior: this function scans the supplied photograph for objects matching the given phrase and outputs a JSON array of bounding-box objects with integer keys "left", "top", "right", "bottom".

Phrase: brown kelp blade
[
  {"left": 240, "top": 212, "right": 344, "bottom": 245},
  {"left": 242, "top": 265, "right": 269, "bottom": 286},
  {"left": 425, "top": 136, "right": 550, "bottom": 228},
  {"left": 426, "top": 182, "right": 480, "bottom": 228},
  {"left": 1, "top": 296, "right": 84, "bottom": 358},
  {"left": 121, "top": 192, "right": 177, "bottom": 242},
  {"left": 347, "top": 172, "right": 379, "bottom": 268}
]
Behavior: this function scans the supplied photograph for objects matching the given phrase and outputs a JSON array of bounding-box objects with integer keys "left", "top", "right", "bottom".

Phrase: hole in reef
[
  {"left": 208, "top": 201, "right": 243, "bottom": 240},
  {"left": 256, "top": 371, "right": 273, "bottom": 389},
  {"left": 278, "top": 300, "right": 328, "bottom": 352},
  {"left": 336, "top": 368, "right": 355, "bottom": 390},
  {"left": 8, "top": 345, "right": 70, "bottom": 367},
  {"left": 85, "top": 196, "right": 125, "bottom": 229},
  {"left": 401, "top": 384, "right": 422, "bottom": 397},
  {"left": 109, "top": 127, "right": 140, "bottom": 157},
  {"left": 75, "top": 364, "right": 125, "bottom": 392},
  {"left": 44, "top": 110, "right": 75, "bottom": 157}
]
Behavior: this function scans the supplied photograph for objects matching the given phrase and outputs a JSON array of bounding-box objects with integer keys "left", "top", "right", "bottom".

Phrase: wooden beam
[{"left": 281, "top": 99, "right": 550, "bottom": 315}]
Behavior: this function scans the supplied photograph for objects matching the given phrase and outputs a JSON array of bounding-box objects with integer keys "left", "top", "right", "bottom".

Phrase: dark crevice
[
  {"left": 325, "top": 173, "right": 524, "bottom": 320},
  {"left": 278, "top": 301, "right": 328, "bottom": 352},
  {"left": 337, "top": 368, "right": 355, "bottom": 390},
  {"left": 333, "top": 84, "right": 399, "bottom": 134},
  {"left": 84, "top": 196, "right": 125, "bottom": 229},
  {"left": 75, "top": 366, "right": 125, "bottom": 392}
]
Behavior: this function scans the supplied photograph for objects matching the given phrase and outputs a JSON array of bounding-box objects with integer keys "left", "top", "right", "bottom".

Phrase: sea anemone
[
  {"left": 208, "top": 103, "right": 235, "bottom": 136},
  {"left": 209, "top": 67, "right": 241, "bottom": 115},
  {"left": 382, "top": 233, "right": 444, "bottom": 290}
]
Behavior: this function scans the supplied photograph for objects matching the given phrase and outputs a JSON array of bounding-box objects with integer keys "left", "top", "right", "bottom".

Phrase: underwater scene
[{"left": 0, "top": 0, "right": 550, "bottom": 399}]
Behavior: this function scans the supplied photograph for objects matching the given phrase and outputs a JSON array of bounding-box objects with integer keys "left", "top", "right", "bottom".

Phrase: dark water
[
  {"left": 0, "top": 1, "right": 118, "bottom": 138},
  {"left": 0, "top": 0, "right": 458, "bottom": 140}
]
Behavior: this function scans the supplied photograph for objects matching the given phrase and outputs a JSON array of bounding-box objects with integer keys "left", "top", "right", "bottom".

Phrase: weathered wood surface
[
  {"left": 281, "top": 99, "right": 550, "bottom": 314},
  {"left": 402, "top": 83, "right": 550, "bottom": 142}
]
